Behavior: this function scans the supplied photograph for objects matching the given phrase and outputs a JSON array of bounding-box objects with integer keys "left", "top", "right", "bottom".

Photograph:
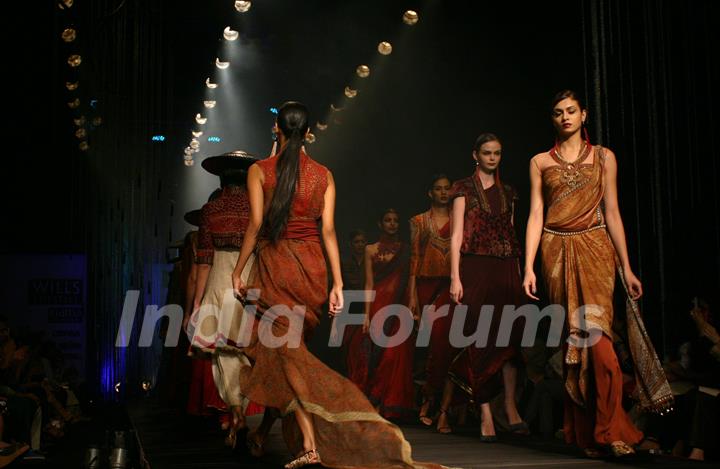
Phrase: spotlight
[
  {"left": 203, "top": 100, "right": 216, "bottom": 109},
  {"left": 206, "top": 78, "right": 218, "bottom": 89},
  {"left": 305, "top": 133, "right": 316, "bottom": 144},
  {"left": 316, "top": 122, "right": 328, "bottom": 131},
  {"left": 67, "top": 54, "right": 82, "bottom": 67},
  {"left": 234, "top": 1, "right": 251, "bottom": 13},
  {"left": 66, "top": 81, "right": 79, "bottom": 91},
  {"left": 61, "top": 28, "right": 76, "bottom": 42},
  {"left": 74, "top": 116, "right": 86, "bottom": 126},
  {"left": 184, "top": 159, "right": 195, "bottom": 167},
  {"left": 92, "top": 116, "right": 103, "bottom": 127},
  {"left": 57, "top": 0, "right": 74, "bottom": 9},
  {"left": 344, "top": 86, "right": 358, "bottom": 98},
  {"left": 190, "top": 138, "right": 200, "bottom": 149},
  {"left": 75, "top": 128, "right": 87, "bottom": 139},
  {"left": 67, "top": 98, "right": 80, "bottom": 109},
  {"left": 356, "top": 65, "right": 370, "bottom": 78},
  {"left": 141, "top": 380, "right": 151, "bottom": 392},
  {"left": 223, "top": 27, "right": 239, "bottom": 41},
  {"left": 195, "top": 114, "right": 207, "bottom": 125},
  {"left": 79, "top": 141, "right": 89, "bottom": 151},
  {"left": 215, "top": 58, "right": 230, "bottom": 69},
  {"left": 192, "top": 131, "right": 203, "bottom": 138},
  {"left": 403, "top": 10, "right": 419, "bottom": 25},
  {"left": 378, "top": 41, "right": 393, "bottom": 55},
  {"left": 90, "top": 99, "right": 98, "bottom": 108},
  {"left": 330, "top": 104, "right": 344, "bottom": 112}
]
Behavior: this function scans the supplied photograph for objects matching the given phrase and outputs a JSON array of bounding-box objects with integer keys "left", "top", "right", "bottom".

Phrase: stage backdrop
[{"left": 0, "top": 254, "right": 87, "bottom": 379}]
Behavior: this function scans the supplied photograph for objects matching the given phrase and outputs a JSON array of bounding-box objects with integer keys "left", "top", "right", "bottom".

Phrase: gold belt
[{"left": 542, "top": 224, "right": 606, "bottom": 236}]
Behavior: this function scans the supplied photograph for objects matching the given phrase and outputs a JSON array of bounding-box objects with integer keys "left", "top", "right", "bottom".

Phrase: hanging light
[
  {"left": 192, "top": 131, "right": 203, "bottom": 138},
  {"left": 206, "top": 78, "right": 218, "bottom": 89},
  {"left": 195, "top": 113, "right": 207, "bottom": 125},
  {"left": 65, "top": 81, "right": 79, "bottom": 91},
  {"left": 356, "top": 65, "right": 370, "bottom": 78},
  {"left": 67, "top": 54, "right": 82, "bottom": 67},
  {"left": 305, "top": 133, "right": 316, "bottom": 144},
  {"left": 378, "top": 41, "right": 393, "bottom": 55},
  {"left": 316, "top": 122, "right": 328, "bottom": 131},
  {"left": 215, "top": 58, "right": 230, "bottom": 69},
  {"left": 234, "top": 1, "right": 251, "bottom": 13},
  {"left": 67, "top": 98, "right": 80, "bottom": 109},
  {"left": 79, "top": 141, "right": 89, "bottom": 151},
  {"left": 223, "top": 27, "right": 239, "bottom": 41},
  {"left": 203, "top": 100, "right": 216, "bottom": 109},
  {"left": 403, "top": 10, "right": 419, "bottom": 25},
  {"left": 75, "top": 128, "right": 86, "bottom": 139},
  {"left": 61, "top": 28, "right": 76, "bottom": 42},
  {"left": 344, "top": 86, "right": 358, "bottom": 98}
]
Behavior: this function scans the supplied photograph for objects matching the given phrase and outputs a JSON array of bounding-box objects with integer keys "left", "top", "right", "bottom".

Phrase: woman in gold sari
[{"left": 523, "top": 90, "right": 673, "bottom": 458}]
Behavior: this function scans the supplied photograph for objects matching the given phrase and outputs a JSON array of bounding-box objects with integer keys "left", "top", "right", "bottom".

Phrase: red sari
[
  {"left": 362, "top": 238, "right": 416, "bottom": 419},
  {"left": 239, "top": 152, "right": 444, "bottom": 469}
]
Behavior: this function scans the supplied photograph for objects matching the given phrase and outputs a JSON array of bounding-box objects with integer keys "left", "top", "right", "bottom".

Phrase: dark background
[{"left": 4, "top": 0, "right": 719, "bottom": 395}]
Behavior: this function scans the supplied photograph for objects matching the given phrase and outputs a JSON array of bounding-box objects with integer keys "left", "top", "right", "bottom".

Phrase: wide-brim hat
[
  {"left": 201, "top": 150, "right": 258, "bottom": 175},
  {"left": 184, "top": 209, "right": 201, "bottom": 227}
]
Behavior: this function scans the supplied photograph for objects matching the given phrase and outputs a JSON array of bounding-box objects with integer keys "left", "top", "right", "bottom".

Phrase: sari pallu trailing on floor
[
  {"left": 239, "top": 152, "right": 445, "bottom": 468},
  {"left": 540, "top": 145, "right": 672, "bottom": 445}
]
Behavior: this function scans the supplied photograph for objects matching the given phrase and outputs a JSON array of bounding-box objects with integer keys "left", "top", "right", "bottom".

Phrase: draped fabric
[
  {"left": 541, "top": 144, "right": 672, "bottom": 447},
  {"left": 239, "top": 153, "right": 445, "bottom": 469}
]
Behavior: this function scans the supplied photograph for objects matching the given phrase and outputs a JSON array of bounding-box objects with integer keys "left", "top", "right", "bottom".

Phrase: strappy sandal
[
  {"left": 224, "top": 407, "right": 247, "bottom": 452},
  {"left": 419, "top": 398, "right": 433, "bottom": 426},
  {"left": 436, "top": 409, "right": 452, "bottom": 434},
  {"left": 284, "top": 448, "right": 321, "bottom": 469},
  {"left": 583, "top": 447, "right": 605, "bottom": 459},
  {"left": 610, "top": 441, "right": 635, "bottom": 458},
  {"left": 246, "top": 430, "right": 265, "bottom": 458}
]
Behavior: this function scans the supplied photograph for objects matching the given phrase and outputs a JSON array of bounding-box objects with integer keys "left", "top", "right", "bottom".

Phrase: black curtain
[{"left": 582, "top": 0, "right": 720, "bottom": 357}]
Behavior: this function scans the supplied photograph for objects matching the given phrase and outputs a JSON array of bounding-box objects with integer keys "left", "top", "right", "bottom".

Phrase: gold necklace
[{"left": 552, "top": 143, "right": 588, "bottom": 188}]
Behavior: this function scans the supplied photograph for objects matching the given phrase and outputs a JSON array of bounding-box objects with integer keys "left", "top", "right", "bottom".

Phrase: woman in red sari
[
  {"left": 405, "top": 175, "right": 454, "bottom": 425},
  {"left": 231, "top": 102, "right": 444, "bottom": 469},
  {"left": 440, "top": 134, "right": 527, "bottom": 439},
  {"left": 522, "top": 90, "right": 672, "bottom": 458},
  {"left": 358, "top": 209, "right": 416, "bottom": 419}
]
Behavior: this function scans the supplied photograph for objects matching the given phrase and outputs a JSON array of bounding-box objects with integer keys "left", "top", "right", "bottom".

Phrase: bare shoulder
[
  {"left": 530, "top": 151, "right": 553, "bottom": 172},
  {"left": 365, "top": 243, "right": 379, "bottom": 255}
]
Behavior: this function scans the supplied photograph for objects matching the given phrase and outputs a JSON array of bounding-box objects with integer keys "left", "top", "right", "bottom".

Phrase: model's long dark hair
[{"left": 266, "top": 101, "right": 309, "bottom": 240}]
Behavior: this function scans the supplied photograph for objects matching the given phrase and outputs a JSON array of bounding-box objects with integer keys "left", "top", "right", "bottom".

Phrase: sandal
[
  {"left": 246, "top": 430, "right": 266, "bottom": 458},
  {"left": 610, "top": 441, "right": 635, "bottom": 458},
  {"left": 436, "top": 409, "right": 452, "bottom": 434},
  {"left": 224, "top": 407, "right": 248, "bottom": 451},
  {"left": 418, "top": 399, "right": 433, "bottom": 426},
  {"left": 284, "top": 448, "right": 320, "bottom": 469},
  {"left": 507, "top": 421, "right": 530, "bottom": 435}
]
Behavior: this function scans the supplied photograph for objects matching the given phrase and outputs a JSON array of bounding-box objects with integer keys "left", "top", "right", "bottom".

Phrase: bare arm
[
  {"left": 185, "top": 262, "right": 198, "bottom": 316},
  {"left": 449, "top": 197, "right": 465, "bottom": 304},
  {"left": 523, "top": 156, "right": 544, "bottom": 300},
  {"left": 321, "top": 171, "right": 344, "bottom": 314},
  {"left": 363, "top": 245, "right": 375, "bottom": 320},
  {"left": 193, "top": 264, "right": 210, "bottom": 310},
  {"left": 232, "top": 164, "right": 264, "bottom": 293},
  {"left": 602, "top": 148, "right": 643, "bottom": 299},
  {"left": 407, "top": 218, "right": 420, "bottom": 317}
]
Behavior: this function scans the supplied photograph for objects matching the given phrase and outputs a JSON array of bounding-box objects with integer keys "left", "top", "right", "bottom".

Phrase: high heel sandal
[
  {"left": 436, "top": 409, "right": 452, "bottom": 434},
  {"left": 284, "top": 448, "right": 321, "bottom": 469},
  {"left": 224, "top": 407, "right": 247, "bottom": 452},
  {"left": 246, "top": 430, "right": 265, "bottom": 458},
  {"left": 418, "top": 398, "right": 433, "bottom": 426},
  {"left": 610, "top": 441, "right": 635, "bottom": 458}
]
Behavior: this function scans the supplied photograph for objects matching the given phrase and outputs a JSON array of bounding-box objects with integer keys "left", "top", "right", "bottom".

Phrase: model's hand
[
  {"left": 408, "top": 292, "right": 420, "bottom": 320},
  {"left": 450, "top": 277, "right": 464, "bottom": 304},
  {"left": 625, "top": 270, "right": 643, "bottom": 300},
  {"left": 231, "top": 269, "right": 245, "bottom": 300},
  {"left": 523, "top": 270, "right": 539, "bottom": 300},
  {"left": 328, "top": 285, "right": 344, "bottom": 317}
]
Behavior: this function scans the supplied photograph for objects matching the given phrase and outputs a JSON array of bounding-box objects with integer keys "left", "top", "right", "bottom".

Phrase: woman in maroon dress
[
  {"left": 438, "top": 133, "right": 527, "bottom": 439},
  {"left": 231, "top": 102, "right": 444, "bottom": 468}
]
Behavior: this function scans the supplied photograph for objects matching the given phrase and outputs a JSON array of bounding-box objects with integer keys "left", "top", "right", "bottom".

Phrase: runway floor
[{"left": 129, "top": 401, "right": 707, "bottom": 469}]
